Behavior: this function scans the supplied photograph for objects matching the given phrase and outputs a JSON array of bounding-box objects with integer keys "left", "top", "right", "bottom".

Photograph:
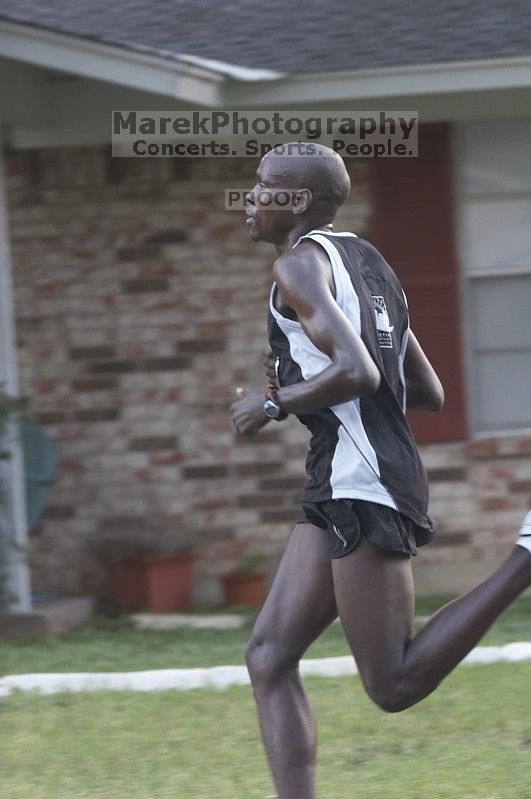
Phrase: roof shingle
[{"left": 1, "top": 0, "right": 530, "bottom": 75}]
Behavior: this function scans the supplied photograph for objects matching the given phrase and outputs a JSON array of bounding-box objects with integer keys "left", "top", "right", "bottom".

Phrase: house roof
[{"left": 0, "top": 0, "right": 530, "bottom": 75}]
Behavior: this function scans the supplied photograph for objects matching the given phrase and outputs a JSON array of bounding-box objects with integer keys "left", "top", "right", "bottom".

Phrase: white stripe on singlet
[{"left": 270, "top": 231, "right": 398, "bottom": 509}]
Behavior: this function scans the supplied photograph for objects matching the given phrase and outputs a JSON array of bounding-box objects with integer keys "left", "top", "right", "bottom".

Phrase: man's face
[{"left": 245, "top": 154, "right": 304, "bottom": 244}]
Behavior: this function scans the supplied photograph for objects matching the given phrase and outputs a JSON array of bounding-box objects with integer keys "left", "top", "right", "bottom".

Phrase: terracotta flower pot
[
  {"left": 107, "top": 551, "right": 196, "bottom": 613},
  {"left": 221, "top": 572, "right": 268, "bottom": 608}
]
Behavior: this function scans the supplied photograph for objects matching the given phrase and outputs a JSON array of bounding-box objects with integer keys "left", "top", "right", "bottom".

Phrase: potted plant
[
  {"left": 221, "top": 552, "right": 268, "bottom": 608},
  {"left": 94, "top": 518, "right": 197, "bottom": 613}
]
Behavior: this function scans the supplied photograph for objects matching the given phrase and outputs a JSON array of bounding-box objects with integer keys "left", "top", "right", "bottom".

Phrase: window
[{"left": 456, "top": 120, "right": 531, "bottom": 434}]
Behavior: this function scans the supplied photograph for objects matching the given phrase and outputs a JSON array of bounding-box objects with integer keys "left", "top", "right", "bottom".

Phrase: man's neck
[{"left": 275, "top": 222, "right": 334, "bottom": 256}]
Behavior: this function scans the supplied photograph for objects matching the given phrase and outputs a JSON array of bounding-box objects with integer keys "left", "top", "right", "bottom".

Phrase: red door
[{"left": 371, "top": 123, "right": 467, "bottom": 442}]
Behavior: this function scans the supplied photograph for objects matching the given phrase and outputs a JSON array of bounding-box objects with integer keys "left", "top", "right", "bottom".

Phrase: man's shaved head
[
  {"left": 261, "top": 142, "right": 351, "bottom": 218},
  {"left": 246, "top": 142, "right": 352, "bottom": 248}
]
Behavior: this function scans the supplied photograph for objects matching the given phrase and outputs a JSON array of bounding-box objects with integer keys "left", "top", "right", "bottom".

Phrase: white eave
[
  {"left": 224, "top": 54, "right": 531, "bottom": 106},
  {"left": 171, "top": 52, "right": 285, "bottom": 82},
  {"left": 0, "top": 19, "right": 283, "bottom": 106},
  {"left": 2, "top": 17, "right": 531, "bottom": 108}
]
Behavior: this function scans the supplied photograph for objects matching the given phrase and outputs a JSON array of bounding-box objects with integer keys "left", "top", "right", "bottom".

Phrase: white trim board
[
  {"left": 2, "top": 643, "right": 531, "bottom": 697},
  {"left": 0, "top": 133, "right": 31, "bottom": 612}
]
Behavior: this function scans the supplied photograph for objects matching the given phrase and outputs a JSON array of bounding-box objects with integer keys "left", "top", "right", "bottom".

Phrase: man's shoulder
[{"left": 273, "top": 239, "right": 331, "bottom": 285}]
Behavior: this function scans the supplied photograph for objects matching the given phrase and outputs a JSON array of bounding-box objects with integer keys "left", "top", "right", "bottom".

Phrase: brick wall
[
  {"left": 413, "top": 436, "right": 531, "bottom": 594},
  {"left": 5, "top": 146, "right": 531, "bottom": 604}
]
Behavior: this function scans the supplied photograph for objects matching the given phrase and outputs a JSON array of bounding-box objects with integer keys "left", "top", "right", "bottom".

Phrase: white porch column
[{"left": 0, "top": 133, "right": 32, "bottom": 612}]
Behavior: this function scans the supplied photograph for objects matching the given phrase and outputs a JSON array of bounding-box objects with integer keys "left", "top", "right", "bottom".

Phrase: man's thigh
[
  {"left": 250, "top": 522, "right": 338, "bottom": 659},
  {"left": 332, "top": 535, "right": 415, "bottom": 686}
]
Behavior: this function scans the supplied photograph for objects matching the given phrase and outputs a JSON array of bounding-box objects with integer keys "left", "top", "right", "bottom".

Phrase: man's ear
[{"left": 292, "top": 188, "right": 312, "bottom": 216}]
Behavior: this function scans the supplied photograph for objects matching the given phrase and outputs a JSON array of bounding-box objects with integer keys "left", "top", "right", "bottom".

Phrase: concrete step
[
  {"left": 0, "top": 597, "right": 95, "bottom": 638},
  {"left": 131, "top": 612, "right": 247, "bottom": 630}
]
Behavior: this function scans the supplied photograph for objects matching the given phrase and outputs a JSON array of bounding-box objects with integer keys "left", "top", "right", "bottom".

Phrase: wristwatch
[{"left": 263, "top": 391, "right": 287, "bottom": 421}]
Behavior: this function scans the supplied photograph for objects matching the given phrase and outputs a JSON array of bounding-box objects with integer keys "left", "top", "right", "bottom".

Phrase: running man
[{"left": 229, "top": 143, "right": 531, "bottom": 799}]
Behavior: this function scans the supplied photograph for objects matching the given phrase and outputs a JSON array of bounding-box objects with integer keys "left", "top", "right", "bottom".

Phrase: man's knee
[
  {"left": 245, "top": 634, "right": 299, "bottom": 689},
  {"left": 363, "top": 672, "right": 411, "bottom": 714}
]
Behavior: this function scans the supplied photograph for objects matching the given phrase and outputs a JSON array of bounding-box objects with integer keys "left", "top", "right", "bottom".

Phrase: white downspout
[{"left": 0, "top": 131, "right": 32, "bottom": 612}]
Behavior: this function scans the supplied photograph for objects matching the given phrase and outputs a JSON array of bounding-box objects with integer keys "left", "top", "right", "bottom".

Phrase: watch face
[{"left": 263, "top": 398, "right": 280, "bottom": 419}]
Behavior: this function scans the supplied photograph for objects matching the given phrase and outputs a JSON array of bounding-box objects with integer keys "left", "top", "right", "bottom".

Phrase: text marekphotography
[{"left": 112, "top": 111, "right": 418, "bottom": 157}]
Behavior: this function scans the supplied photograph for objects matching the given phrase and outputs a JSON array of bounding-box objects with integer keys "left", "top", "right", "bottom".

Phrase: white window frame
[{"left": 453, "top": 120, "right": 531, "bottom": 438}]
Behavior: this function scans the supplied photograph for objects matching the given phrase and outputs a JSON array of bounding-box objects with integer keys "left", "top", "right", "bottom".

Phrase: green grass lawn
[
  {"left": 1, "top": 597, "right": 531, "bottom": 798},
  {"left": 1, "top": 664, "right": 531, "bottom": 799},
  {"left": 1, "top": 596, "right": 531, "bottom": 676}
]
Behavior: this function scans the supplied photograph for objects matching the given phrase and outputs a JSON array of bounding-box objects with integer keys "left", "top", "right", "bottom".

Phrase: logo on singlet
[{"left": 372, "top": 296, "right": 394, "bottom": 348}]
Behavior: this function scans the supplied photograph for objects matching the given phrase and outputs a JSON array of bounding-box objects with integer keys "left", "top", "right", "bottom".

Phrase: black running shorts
[{"left": 296, "top": 498, "right": 436, "bottom": 559}]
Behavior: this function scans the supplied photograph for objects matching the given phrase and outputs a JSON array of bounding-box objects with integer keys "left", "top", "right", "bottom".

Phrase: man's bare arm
[
  {"left": 403, "top": 330, "right": 445, "bottom": 412},
  {"left": 272, "top": 249, "right": 380, "bottom": 415}
]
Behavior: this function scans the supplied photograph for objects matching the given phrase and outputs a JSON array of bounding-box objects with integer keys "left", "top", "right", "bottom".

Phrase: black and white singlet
[{"left": 267, "top": 229, "right": 431, "bottom": 530}]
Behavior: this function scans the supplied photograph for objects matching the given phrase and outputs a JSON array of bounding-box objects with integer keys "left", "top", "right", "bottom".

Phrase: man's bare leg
[
  {"left": 332, "top": 536, "right": 531, "bottom": 713},
  {"left": 245, "top": 522, "right": 338, "bottom": 799}
]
